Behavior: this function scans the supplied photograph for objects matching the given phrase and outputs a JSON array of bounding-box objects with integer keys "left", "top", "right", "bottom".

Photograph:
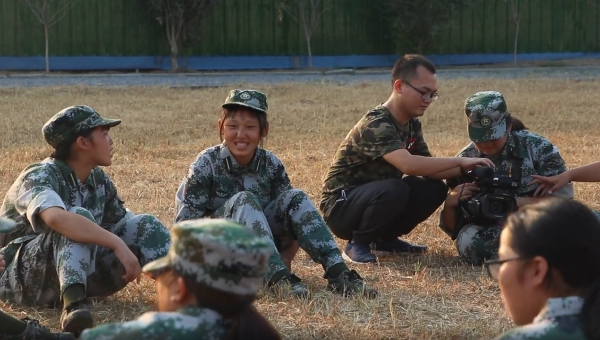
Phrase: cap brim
[
  {"left": 468, "top": 119, "right": 507, "bottom": 143},
  {"left": 95, "top": 118, "right": 122, "bottom": 129},
  {"left": 222, "top": 102, "right": 267, "bottom": 114},
  {"left": 142, "top": 255, "right": 171, "bottom": 279},
  {"left": 0, "top": 217, "right": 16, "bottom": 233}
]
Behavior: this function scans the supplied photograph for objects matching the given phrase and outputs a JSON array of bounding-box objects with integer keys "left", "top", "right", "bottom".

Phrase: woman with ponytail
[
  {"left": 485, "top": 197, "right": 600, "bottom": 340},
  {"left": 79, "top": 218, "right": 281, "bottom": 340}
]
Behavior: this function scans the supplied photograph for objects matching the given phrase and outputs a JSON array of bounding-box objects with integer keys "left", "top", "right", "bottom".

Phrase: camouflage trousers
[
  {"left": 455, "top": 223, "right": 501, "bottom": 265},
  {"left": 0, "top": 207, "right": 170, "bottom": 306},
  {"left": 213, "top": 189, "right": 344, "bottom": 283}
]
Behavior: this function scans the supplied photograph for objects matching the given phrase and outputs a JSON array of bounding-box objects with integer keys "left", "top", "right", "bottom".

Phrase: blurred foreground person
[
  {"left": 485, "top": 197, "right": 600, "bottom": 340},
  {"left": 0, "top": 217, "right": 75, "bottom": 340},
  {"left": 79, "top": 218, "right": 282, "bottom": 340}
]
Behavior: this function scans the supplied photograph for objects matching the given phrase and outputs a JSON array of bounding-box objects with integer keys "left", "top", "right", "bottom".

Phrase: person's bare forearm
[
  {"left": 40, "top": 207, "right": 123, "bottom": 249},
  {"left": 440, "top": 205, "right": 457, "bottom": 231},
  {"left": 425, "top": 167, "right": 462, "bottom": 180},
  {"left": 383, "top": 150, "right": 463, "bottom": 177},
  {"left": 568, "top": 162, "right": 600, "bottom": 182}
]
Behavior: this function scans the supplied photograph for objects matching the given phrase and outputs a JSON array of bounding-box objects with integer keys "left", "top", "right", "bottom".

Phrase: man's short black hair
[{"left": 391, "top": 54, "right": 437, "bottom": 85}]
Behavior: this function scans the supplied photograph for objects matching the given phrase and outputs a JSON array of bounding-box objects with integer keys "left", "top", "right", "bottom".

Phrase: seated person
[
  {"left": 0, "top": 217, "right": 75, "bottom": 340},
  {"left": 485, "top": 197, "right": 600, "bottom": 340},
  {"left": 0, "top": 105, "right": 171, "bottom": 337},
  {"left": 174, "top": 89, "right": 377, "bottom": 299},
  {"left": 440, "top": 91, "right": 573, "bottom": 265},
  {"left": 79, "top": 218, "right": 282, "bottom": 340}
]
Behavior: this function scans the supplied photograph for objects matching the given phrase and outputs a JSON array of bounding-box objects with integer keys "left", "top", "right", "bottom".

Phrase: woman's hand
[
  {"left": 445, "top": 183, "right": 480, "bottom": 208},
  {"left": 530, "top": 172, "right": 571, "bottom": 196},
  {"left": 0, "top": 255, "right": 5, "bottom": 272}
]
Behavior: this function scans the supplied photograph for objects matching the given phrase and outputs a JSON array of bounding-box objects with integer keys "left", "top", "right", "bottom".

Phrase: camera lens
[{"left": 490, "top": 201, "right": 504, "bottom": 213}]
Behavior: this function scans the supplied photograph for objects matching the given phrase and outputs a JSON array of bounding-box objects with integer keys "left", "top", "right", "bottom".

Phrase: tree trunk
[
  {"left": 510, "top": 0, "right": 520, "bottom": 65},
  {"left": 304, "top": 29, "right": 312, "bottom": 68},
  {"left": 170, "top": 48, "right": 178, "bottom": 73},
  {"left": 44, "top": 23, "right": 50, "bottom": 72},
  {"left": 513, "top": 18, "right": 520, "bottom": 64},
  {"left": 168, "top": 28, "right": 178, "bottom": 72}
]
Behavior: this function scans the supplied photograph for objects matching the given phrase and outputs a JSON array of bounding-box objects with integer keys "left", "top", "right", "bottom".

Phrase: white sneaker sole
[{"left": 342, "top": 251, "right": 377, "bottom": 264}]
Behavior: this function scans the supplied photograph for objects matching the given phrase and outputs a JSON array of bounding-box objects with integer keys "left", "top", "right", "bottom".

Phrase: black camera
[{"left": 460, "top": 167, "right": 520, "bottom": 226}]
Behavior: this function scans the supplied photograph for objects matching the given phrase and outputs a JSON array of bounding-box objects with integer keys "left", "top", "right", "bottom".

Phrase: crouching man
[{"left": 0, "top": 105, "right": 171, "bottom": 337}]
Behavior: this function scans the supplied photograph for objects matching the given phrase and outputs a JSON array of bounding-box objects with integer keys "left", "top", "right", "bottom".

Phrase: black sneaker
[
  {"left": 60, "top": 301, "right": 94, "bottom": 338},
  {"left": 342, "top": 242, "right": 377, "bottom": 264},
  {"left": 371, "top": 238, "right": 428, "bottom": 256},
  {"left": 1, "top": 317, "right": 76, "bottom": 340},
  {"left": 327, "top": 269, "right": 378, "bottom": 298},
  {"left": 269, "top": 273, "right": 310, "bottom": 299}
]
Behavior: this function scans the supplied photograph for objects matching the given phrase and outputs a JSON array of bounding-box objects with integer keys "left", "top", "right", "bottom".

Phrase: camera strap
[{"left": 508, "top": 146, "right": 524, "bottom": 184}]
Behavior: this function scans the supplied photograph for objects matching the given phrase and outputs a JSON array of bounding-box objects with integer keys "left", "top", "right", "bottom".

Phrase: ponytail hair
[
  {"left": 182, "top": 276, "right": 282, "bottom": 340},
  {"left": 506, "top": 114, "right": 528, "bottom": 132},
  {"left": 504, "top": 198, "right": 600, "bottom": 340},
  {"left": 581, "top": 280, "right": 600, "bottom": 340}
]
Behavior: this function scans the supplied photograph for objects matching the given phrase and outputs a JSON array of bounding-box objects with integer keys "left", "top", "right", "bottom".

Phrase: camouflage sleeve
[
  {"left": 410, "top": 119, "right": 432, "bottom": 157},
  {"left": 101, "top": 175, "right": 128, "bottom": 226},
  {"left": 79, "top": 310, "right": 229, "bottom": 340},
  {"left": 358, "top": 117, "right": 405, "bottom": 160},
  {"left": 269, "top": 154, "right": 293, "bottom": 200},
  {"left": 14, "top": 164, "right": 66, "bottom": 233},
  {"left": 174, "top": 155, "right": 213, "bottom": 223}
]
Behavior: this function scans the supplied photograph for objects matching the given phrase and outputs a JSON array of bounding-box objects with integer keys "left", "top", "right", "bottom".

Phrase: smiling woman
[{"left": 174, "top": 88, "right": 377, "bottom": 301}]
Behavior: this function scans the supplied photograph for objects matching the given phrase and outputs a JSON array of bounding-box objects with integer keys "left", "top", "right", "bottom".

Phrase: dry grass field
[{"left": 1, "top": 76, "right": 600, "bottom": 340}]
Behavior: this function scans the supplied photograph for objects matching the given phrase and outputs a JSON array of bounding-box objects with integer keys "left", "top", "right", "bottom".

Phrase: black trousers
[{"left": 324, "top": 177, "right": 448, "bottom": 244}]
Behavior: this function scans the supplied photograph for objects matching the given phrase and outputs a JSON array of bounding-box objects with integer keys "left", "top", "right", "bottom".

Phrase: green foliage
[{"left": 383, "top": 0, "right": 475, "bottom": 55}]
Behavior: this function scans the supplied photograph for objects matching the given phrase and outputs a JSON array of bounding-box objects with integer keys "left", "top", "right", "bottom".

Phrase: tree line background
[{"left": 1, "top": 0, "right": 600, "bottom": 71}]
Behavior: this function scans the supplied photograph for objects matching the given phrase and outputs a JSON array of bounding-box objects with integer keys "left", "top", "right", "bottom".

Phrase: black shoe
[
  {"left": 371, "top": 238, "right": 428, "bottom": 256},
  {"left": 60, "top": 301, "right": 94, "bottom": 338},
  {"left": 0, "top": 317, "right": 76, "bottom": 340},
  {"left": 327, "top": 269, "right": 378, "bottom": 298},
  {"left": 269, "top": 273, "right": 310, "bottom": 299}
]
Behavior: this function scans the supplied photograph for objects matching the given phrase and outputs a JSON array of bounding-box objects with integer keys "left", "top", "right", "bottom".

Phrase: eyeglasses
[
  {"left": 484, "top": 256, "right": 529, "bottom": 281},
  {"left": 403, "top": 81, "right": 439, "bottom": 101}
]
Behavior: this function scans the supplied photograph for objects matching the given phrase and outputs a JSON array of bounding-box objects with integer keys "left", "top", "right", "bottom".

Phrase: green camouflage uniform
[
  {"left": 493, "top": 296, "right": 587, "bottom": 340},
  {"left": 319, "top": 105, "right": 432, "bottom": 219},
  {"left": 79, "top": 218, "right": 275, "bottom": 340},
  {"left": 441, "top": 92, "right": 573, "bottom": 265},
  {"left": 0, "top": 105, "right": 171, "bottom": 306},
  {"left": 175, "top": 90, "right": 344, "bottom": 283}
]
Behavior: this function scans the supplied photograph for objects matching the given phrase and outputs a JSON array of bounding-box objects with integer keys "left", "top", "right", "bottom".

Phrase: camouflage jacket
[
  {"left": 175, "top": 144, "right": 292, "bottom": 222},
  {"left": 79, "top": 306, "right": 234, "bottom": 340},
  {"left": 494, "top": 296, "right": 586, "bottom": 340},
  {"left": 319, "top": 105, "right": 431, "bottom": 218},
  {"left": 446, "top": 130, "right": 573, "bottom": 198},
  {"left": 0, "top": 158, "right": 127, "bottom": 251}
]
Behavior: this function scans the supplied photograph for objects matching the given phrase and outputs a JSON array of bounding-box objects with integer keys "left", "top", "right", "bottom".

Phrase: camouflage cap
[
  {"left": 0, "top": 217, "right": 16, "bottom": 233},
  {"left": 222, "top": 89, "right": 268, "bottom": 114},
  {"left": 465, "top": 91, "right": 509, "bottom": 143},
  {"left": 42, "top": 105, "right": 121, "bottom": 148},
  {"left": 142, "top": 218, "right": 273, "bottom": 295}
]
